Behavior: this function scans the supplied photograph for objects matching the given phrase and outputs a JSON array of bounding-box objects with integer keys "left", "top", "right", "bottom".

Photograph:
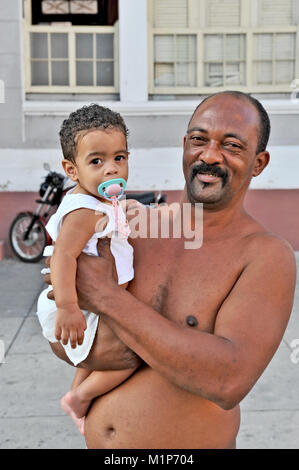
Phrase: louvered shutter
[
  {"left": 154, "top": 0, "right": 188, "bottom": 28},
  {"left": 206, "top": 0, "right": 241, "bottom": 27},
  {"left": 259, "top": 0, "right": 295, "bottom": 26}
]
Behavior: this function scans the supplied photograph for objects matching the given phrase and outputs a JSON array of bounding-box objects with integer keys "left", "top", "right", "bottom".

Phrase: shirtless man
[{"left": 47, "top": 91, "right": 296, "bottom": 449}]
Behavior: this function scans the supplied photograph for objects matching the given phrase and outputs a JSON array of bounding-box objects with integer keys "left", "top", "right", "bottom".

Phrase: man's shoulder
[{"left": 243, "top": 228, "right": 296, "bottom": 271}]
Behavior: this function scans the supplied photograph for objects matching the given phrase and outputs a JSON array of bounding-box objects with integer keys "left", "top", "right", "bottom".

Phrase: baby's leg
[
  {"left": 71, "top": 368, "right": 91, "bottom": 390},
  {"left": 61, "top": 368, "right": 92, "bottom": 435},
  {"left": 61, "top": 367, "right": 137, "bottom": 432}
]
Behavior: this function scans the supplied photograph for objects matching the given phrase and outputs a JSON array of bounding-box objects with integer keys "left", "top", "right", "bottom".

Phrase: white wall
[{"left": 0, "top": 146, "right": 298, "bottom": 192}]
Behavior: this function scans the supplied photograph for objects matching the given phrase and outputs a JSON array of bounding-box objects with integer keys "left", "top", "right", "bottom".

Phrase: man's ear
[
  {"left": 252, "top": 151, "right": 270, "bottom": 177},
  {"left": 62, "top": 159, "right": 78, "bottom": 181}
]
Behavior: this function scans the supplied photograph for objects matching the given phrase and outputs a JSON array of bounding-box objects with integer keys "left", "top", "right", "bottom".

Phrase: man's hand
[
  {"left": 55, "top": 304, "right": 87, "bottom": 349},
  {"left": 43, "top": 236, "right": 118, "bottom": 303},
  {"left": 43, "top": 257, "right": 54, "bottom": 300},
  {"left": 76, "top": 239, "right": 117, "bottom": 314}
]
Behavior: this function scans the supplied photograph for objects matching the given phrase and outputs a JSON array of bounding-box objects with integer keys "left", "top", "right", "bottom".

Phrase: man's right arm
[
  {"left": 49, "top": 315, "right": 141, "bottom": 370},
  {"left": 80, "top": 317, "right": 142, "bottom": 371}
]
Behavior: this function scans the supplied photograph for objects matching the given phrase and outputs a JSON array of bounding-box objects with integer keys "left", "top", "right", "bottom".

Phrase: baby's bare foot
[{"left": 61, "top": 391, "right": 89, "bottom": 435}]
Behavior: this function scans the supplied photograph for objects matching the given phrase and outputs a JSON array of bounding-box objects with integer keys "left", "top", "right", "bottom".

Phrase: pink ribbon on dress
[{"left": 111, "top": 196, "right": 130, "bottom": 237}]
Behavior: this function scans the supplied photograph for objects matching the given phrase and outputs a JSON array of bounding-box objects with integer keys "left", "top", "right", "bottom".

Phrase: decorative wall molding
[{"left": 23, "top": 99, "right": 299, "bottom": 117}]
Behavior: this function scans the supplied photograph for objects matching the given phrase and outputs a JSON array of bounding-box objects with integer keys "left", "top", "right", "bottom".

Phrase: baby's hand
[{"left": 55, "top": 304, "right": 87, "bottom": 349}]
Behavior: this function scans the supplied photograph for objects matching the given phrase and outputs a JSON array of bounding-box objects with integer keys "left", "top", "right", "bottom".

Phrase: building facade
[{"left": 0, "top": 0, "right": 299, "bottom": 255}]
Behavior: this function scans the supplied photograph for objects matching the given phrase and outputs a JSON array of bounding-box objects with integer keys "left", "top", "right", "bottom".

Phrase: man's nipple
[{"left": 186, "top": 315, "right": 198, "bottom": 327}]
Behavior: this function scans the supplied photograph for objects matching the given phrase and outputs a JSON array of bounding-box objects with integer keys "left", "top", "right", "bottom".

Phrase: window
[
  {"left": 24, "top": 0, "right": 118, "bottom": 93},
  {"left": 149, "top": 0, "right": 299, "bottom": 94},
  {"left": 75, "top": 33, "right": 114, "bottom": 86},
  {"left": 253, "top": 33, "right": 296, "bottom": 85},
  {"left": 30, "top": 32, "right": 69, "bottom": 86},
  {"left": 154, "top": 35, "right": 197, "bottom": 87},
  {"left": 204, "top": 34, "right": 246, "bottom": 87}
]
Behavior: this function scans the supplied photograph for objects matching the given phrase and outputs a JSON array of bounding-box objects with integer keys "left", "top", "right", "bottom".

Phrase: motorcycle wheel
[{"left": 9, "top": 212, "right": 47, "bottom": 263}]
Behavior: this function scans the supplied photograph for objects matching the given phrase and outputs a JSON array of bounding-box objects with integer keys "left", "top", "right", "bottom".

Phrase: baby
[{"left": 36, "top": 104, "right": 137, "bottom": 435}]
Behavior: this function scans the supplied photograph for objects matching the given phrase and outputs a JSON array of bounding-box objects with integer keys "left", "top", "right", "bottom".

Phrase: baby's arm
[{"left": 51, "top": 208, "right": 106, "bottom": 348}]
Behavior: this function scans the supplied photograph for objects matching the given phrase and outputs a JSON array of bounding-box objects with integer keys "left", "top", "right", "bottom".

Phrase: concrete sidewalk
[{"left": 0, "top": 255, "right": 298, "bottom": 449}]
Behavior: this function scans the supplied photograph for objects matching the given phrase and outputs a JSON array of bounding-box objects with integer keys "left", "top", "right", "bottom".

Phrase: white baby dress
[{"left": 36, "top": 189, "right": 134, "bottom": 365}]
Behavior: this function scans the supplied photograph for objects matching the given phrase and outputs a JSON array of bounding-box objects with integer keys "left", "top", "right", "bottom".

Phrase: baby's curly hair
[{"left": 59, "top": 104, "right": 129, "bottom": 163}]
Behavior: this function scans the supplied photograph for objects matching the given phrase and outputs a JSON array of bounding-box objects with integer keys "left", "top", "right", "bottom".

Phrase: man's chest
[{"left": 129, "top": 237, "right": 246, "bottom": 333}]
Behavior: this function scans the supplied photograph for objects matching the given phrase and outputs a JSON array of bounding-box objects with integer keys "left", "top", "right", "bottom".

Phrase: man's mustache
[{"left": 191, "top": 163, "right": 228, "bottom": 185}]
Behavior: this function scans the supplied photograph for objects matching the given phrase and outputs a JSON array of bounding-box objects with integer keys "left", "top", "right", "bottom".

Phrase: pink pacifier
[
  {"left": 105, "top": 183, "right": 123, "bottom": 198},
  {"left": 97, "top": 178, "right": 129, "bottom": 237},
  {"left": 97, "top": 178, "right": 126, "bottom": 201}
]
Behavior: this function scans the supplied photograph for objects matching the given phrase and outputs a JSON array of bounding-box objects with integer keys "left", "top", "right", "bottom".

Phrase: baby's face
[{"left": 71, "top": 127, "right": 129, "bottom": 198}]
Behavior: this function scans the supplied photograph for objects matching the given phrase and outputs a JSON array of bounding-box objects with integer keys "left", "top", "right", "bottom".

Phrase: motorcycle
[
  {"left": 9, "top": 163, "right": 167, "bottom": 263},
  {"left": 9, "top": 163, "right": 67, "bottom": 263}
]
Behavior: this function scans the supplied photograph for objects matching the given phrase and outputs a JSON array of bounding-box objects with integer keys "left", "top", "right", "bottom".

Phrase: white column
[{"left": 118, "top": 0, "right": 148, "bottom": 102}]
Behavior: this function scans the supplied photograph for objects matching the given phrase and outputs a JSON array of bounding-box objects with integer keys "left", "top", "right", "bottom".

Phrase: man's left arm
[{"left": 76, "top": 237, "right": 296, "bottom": 410}]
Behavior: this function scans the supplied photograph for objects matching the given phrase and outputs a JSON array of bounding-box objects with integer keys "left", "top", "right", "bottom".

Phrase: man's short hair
[
  {"left": 188, "top": 91, "right": 271, "bottom": 154},
  {"left": 59, "top": 104, "right": 129, "bottom": 164}
]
